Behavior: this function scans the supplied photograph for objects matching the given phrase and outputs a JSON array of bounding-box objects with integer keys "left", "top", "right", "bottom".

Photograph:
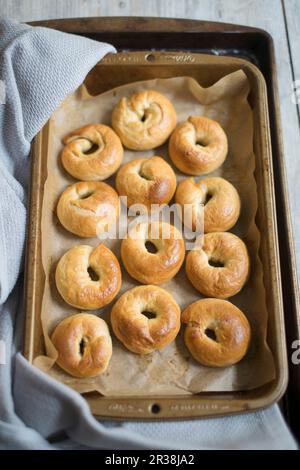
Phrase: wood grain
[{"left": 0, "top": 0, "right": 299, "bottom": 276}]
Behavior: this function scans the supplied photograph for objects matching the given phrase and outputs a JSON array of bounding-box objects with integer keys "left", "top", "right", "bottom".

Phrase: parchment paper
[{"left": 33, "top": 71, "right": 275, "bottom": 395}]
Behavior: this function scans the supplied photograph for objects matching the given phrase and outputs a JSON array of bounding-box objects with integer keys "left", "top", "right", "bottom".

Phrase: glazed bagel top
[
  {"left": 57, "top": 181, "right": 119, "bottom": 238},
  {"left": 111, "top": 90, "right": 177, "bottom": 150},
  {"left": 111, "top": 285, "right": 181, "bottom": 354},
  {"left": 182, "top": 298, "right": 251, "bottom": 367},
  {"left": 186, "top": 232, "right": 250, "bottom": 299},
  {"left": 51, "top": 313, "right": 112, "bottom": 378},
  {"left": 121, "top": 221, "right": 185, "bottom": 285},
  {"left": 61, "top": 124, "right": 123, "bottom": 181},
  {"left": 169, "top": 116, "right": 228, "bottom": 175},
  {"left": 116, "top": 156, "right": 177, "bottom": 210},
  {"left": 55, "top": 243, "right": 122, "bottom": 310},
  {"left": 175, "top": 176, "right": 241, "bottom": 233}
]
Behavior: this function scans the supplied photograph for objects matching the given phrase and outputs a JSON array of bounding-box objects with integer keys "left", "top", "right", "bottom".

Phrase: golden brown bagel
[
  {"left": 182, "top": 298, "right": 251, "bottom": 367},
  {"left": 55, "top": 244, "right": 122, "bottom": 310},
  {"left": 116, "top": 156, "right": 176, "bottom": 211},
  {"left": 111, "top": 90, "right": 177, "bottom": 150},
  {"left": 111, "top": 285, "right": 181, "bottom": 354},
  {"left": 169, "top": 116, "right": 228, "bottom": 175},
  {"left": 61, "top": 124, "right": 123, "bottom": 181},
  {"left": 186, "top": 232, "right": 249, "bottom": 298},
  {"left": 57, "top": 181, "right": 119, "bottom": 238},
  {"left": 121, "top": 221, "right": 185, "bottom": 285},
  {"left": 51, "top": 313, "right": 112, "bottom": 377},
  {"left": 175, "top": 176, "right": 240, "bottom": 233}
]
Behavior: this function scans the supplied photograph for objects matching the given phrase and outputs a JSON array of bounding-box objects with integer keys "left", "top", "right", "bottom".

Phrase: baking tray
[
  {"left": 25, "top": 18, "right": 300, "bottom": 434},
  {"left": 24, "top": 48, "right": 287, "bottom": 419}
]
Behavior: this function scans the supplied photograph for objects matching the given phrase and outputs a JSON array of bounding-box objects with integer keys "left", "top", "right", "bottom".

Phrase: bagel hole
[
  {"left": 79, "top": 337, "right": 87, "bottom": 355},
  {"left": 205, "top": 328, "right": 217, "bottom": 341},
  {"left": 141, "top": 310, "right": 156, "bottom": 320},
  {"left": 196, "top": 138, "right": 209, "bottom": 147},
  {"left": 87, "top": 266, "right": 100, "bottom": 281},
  {"left": 208, "top": 258, "right": 224, "bottom": 268},
  {"left": 82, "top": 140, "right": 99, "bottom": 155},
  {"left": 80, "top": 190, "right": 94, "bottom": 199},
  {"left": 140, "top": 112, "right": 147, "bottom": 122},
  {"left": 138, "top": 169, "right": 152, "bottom": 180},
  {"left": 145, "top": 240, "right": 158, "bottom": 254},
  {"left": 203, "top": 192, "right": 213, "bottom": 205}
]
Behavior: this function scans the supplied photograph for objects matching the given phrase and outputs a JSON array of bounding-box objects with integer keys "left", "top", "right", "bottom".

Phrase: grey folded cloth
[{"left": 0, "top": 18, "right": 297, "bottom": 450}]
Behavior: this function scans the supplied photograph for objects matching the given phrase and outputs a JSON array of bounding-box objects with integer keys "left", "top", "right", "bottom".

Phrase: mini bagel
[
  {"left": 61, "top": 124, "right": 123, "bottom": 181},
  {"left": 55, "top": 243, "right": 122, "bottom": 310},
  {"left": 57, "top": 181, "right": 119, "bottom": 238},
  {"left": 121, "top": 221, "right": 185, "bottom": 285},
  {"left": 186, "top": 232, "right": 249, "bottom": 298},
  {"left": 175, "top": 176, "right": 240, "bottom": 233},
  {"left": 169, "top": 116, "right": 228, "bottom": 175},
  {"left": 51, "top": 313, "right": 112, "bottom": 378},
  {"left": 111, "top": 285, "right": 181, "bottom": 354},
  {"left": 181, "top": 298, "right": 251, "bottom": 367},
  {"left": 111, "top": 90, "right": 177, "bottom": 150},
  {"left": 116, "top": 156, "right": 176, "bottom": 210}
]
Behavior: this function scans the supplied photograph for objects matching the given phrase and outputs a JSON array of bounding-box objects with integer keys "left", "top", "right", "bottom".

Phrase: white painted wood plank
[
  {"left": 284, "top": 0, "right": 300, "bottom": 127},
  {"left": 280, "top": 0, "right": 300, "bottom": 266},
  {"left": 284, "top": 0, "right": 300, "bottom": 81},
  {"left": 0, "top": 0, "right": 299, "bottom": 277}
]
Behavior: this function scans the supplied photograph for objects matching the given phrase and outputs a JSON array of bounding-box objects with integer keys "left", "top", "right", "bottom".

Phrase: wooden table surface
[{"left": 1, "top": 0, "right": 299, "bottom": 285}]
